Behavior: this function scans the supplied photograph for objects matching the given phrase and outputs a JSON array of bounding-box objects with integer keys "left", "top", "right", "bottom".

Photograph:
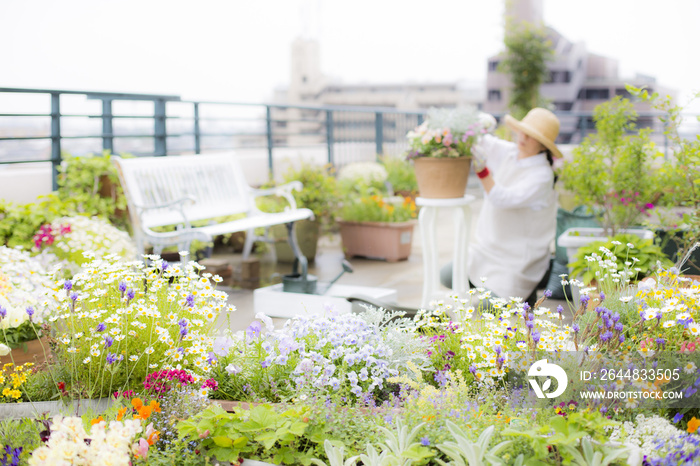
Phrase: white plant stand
[{"left": 416, "top": 195, "right": 476, "bottom": 308}]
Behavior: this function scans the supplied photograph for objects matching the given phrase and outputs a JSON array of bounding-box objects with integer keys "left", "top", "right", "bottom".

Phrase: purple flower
[
  {"left": 618, "top": 334, "right": 625, "bottom": 343},
  {"left": 178, "top": 318, "right": 188, "bottom": 328},
  {"left": 25, "top": 307, "right": 35, "bottom": 318},
  {"left": 179, "top": 327, "right": 188, "bottom": 337},
  {"left": 469, "top": 365, "right": 477, "bottom": 374},
  {"left": 161, "top": 261, "right": 169, "bottom": 271},
  {"left": 556, "top": 305, "right": 564, "bottom": 315},
  {"left": 522, "top": 302, "right": 531, "bottom": 312},
  {"left": 525, "top": 321, "right": 534, "bottom": 329},
  {"left": 64, "top": 280, "right": 72, "bottom": 291},
  {"left": 600, "top": 406, "right": 608, "bottom": 414},
  {"left": 246, "top": 321, "right": 262, "bottom": 340},
  {"left": 118, "top": 281, "right": 127, "bottom": 293},
  {"left": 185, "top": 294, "right": 195, "bottom": 308},
  {"left": 70, "top": 292, "right": 78, "bottom": 302},
  {"left": 531, "top": 330, "right": 541, "bottom": 344},
  {"left": 0, "top": 306, "right": 6, "bottom": 319},
  {"left": 96, "top": 323, "right": 106, "bottom": 332},
  {"left": 684, "top": 386, "right": 697, "bottom": 397},
  {"left": 103, "top": 335, "right": 114, "bottom": 348},
  {"left": 572, "top": 323, "right": 580, "bottom": 333},
  {"left": 434, "top": 370, "right": 448, "bottom": 387},
  {"left": 544, "top": 289, "right": 553, "bottom": 298},
  {"left": 600, "top": 331, "right": 613, "bottom": 342},
  {"left": 655, "top": 338, "right": 666, "bottom": 349},
  {"left": 599, "top": 292, "right": 605, "bottom": 302},
  {"left": 580, "top": 295, "right": 590, "bottom": 306},
  {"left": 106, "top": 353, "right": 117, "bottom": 365},
  {"left": 420, "top": 436, "right": 431, "bottom": 446},
  {"left": 613, "top": 322, "right": 623, "bottom": 332},
  {"left": 673, "top": 412, "right": 684, "bottom": 424},
  {"left": 126, "top": 289, "right": 135, "bottom": 301}
]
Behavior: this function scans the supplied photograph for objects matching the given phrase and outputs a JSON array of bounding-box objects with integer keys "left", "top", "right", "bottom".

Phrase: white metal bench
[{"left": 113, "top": 153, "right": 314, "bottom": 262}]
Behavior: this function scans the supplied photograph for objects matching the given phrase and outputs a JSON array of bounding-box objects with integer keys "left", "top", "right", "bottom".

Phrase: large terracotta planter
[
  {"left": 338, "top": 220, "right": 416, "bottom": 262},
  {"left": 0, "top": 336, "right": 50, "bottom": 367},
  {"left": 413, "top": 157, "right": 471, "bottom": 199}
]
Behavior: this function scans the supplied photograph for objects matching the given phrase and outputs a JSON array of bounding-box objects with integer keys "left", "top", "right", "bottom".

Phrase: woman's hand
[{"left": 472, "top": 137, "right": 488, "bottom": 172}]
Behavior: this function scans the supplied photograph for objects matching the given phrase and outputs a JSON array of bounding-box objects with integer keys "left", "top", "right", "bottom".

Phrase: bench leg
[{"left": 242, "top": 228, "right": 256, "bottom": 260}]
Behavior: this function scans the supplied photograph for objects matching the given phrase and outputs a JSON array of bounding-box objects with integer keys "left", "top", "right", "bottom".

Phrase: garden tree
[{"left": 498, "top": 14, "right": 553, "bottom": 119}]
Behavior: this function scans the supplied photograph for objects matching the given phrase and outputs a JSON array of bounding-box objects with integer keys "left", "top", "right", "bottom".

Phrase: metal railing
[{"left": 1, "top": 87, "right": 695, "bottom": 190}]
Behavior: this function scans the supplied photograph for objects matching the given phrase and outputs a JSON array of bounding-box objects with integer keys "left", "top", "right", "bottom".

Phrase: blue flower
[
  {"left": 96, "top": 323, "right": 106, "bottom": 332},
  {"left": 126, "top": 288, "right": 135, "bottom": 301},
  {"left": 64, "top": 280, "right": 72, "bottom": 291},
  {"left": 25, "top": 307, "right": 35, "bottom": 318},
  {"left": 673, "top": 412, "right": 683, "bottom": 423},
  {"left": 420, "top": 436, "right": 430, "bottom": 446},
  {"left": 185, "top": 294, "right": 195, "bottom": 307},
  {"left": 544, "top": 289, "right": 553, "bottom": 298}
]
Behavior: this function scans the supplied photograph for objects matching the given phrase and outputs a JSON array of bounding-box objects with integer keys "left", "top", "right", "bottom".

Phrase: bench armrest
[
  {"left": 134, "top": 196, "right": 196, "bottom": 228},
  {"left": 250, "top": 181, "right": 303, "bottom": 210}
]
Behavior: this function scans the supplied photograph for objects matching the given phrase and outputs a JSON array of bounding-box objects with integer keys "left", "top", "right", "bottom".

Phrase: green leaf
[{"left": 212, "top": 436, "right": 233, "bottom": 447}]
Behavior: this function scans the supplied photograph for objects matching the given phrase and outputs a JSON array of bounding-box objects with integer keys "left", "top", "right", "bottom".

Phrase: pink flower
[{"left": 134, "top": 438, "right": 149, "bottom": 459}]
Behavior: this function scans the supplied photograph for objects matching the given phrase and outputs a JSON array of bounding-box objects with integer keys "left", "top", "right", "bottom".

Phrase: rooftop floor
[{"left": 216, "top": 178, "right": 570, "bottom": 333}]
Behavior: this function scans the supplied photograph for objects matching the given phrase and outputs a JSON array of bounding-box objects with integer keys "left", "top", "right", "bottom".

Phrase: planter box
[
  {"left": 559, "top": 227, "right": 655, "bottom": 304},
  {"left": 558, "top": 227, "right": 655, "bottom": 272},
  {"left": 339, "top": 220, "right": 416, "bottom": 262},
  {"left": 0, "top": 336, "right": 50, "bottom": 367},
  {"left": 0, "top": 398, "right": 114, "bottom": 420},
  {"left": 254, "top": 283, "right": 398, "bottom": 318}
]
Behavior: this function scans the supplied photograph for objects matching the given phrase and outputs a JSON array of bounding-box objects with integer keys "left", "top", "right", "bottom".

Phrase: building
[
  {"left": 484, "top": 0, "right": 675, "bottom": 143},
  {"left": 271, "top": 38, "right": 483, "bottom": 149}
]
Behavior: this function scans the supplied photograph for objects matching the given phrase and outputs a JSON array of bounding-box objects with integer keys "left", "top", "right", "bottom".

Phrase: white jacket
[{"left": 467, "top": 134, "right": 556, "bottom": 299}]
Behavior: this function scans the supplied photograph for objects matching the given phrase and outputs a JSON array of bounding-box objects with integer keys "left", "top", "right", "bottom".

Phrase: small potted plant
[
  {"left": 380, "top": 155, "right": 418, "bottom": 199},
  {"left": 338, "top": 193, "right": 417, "bottom": 262},
  {"left": 558, "top": 96, "right": 663, "bottom": 266},
  {"left": 406, "top": 106, "right": 494, "bottom": 199},
  {"left": 259, "top": 162, "right": 340, "bottom": 263},
  {"left": 0, "top": 246, "right": 55, "bottom": 366}
]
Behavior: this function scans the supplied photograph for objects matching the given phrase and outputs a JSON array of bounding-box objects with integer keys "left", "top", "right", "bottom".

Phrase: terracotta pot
[
  {"left": 338, "top": 220, "right": 416, "bottom": 262},
  {"left": 0, "top": 336, "right": 50, "bottom": 367},
  {"left": 413, "top": 157, "right": 471, "bottom": 199}
]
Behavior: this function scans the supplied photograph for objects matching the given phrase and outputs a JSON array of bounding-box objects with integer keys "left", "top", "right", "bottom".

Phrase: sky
[{"left": 1, "top": 0, "right": 699, "bottom": 109}]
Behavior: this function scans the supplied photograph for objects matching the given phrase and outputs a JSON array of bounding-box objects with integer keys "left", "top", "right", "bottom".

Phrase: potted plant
[
  {"left": 380, "top": 155, "right": 418, "bottom": 198},
  {"left": 406, "top": 106, "right": 493, "bottom": 199},
  {"left": 259, "top": 162, "right": 340, "bottom": 263},
  {"left": 626, "top": 87, "right": 700, "bottom": 275},
  {"left": 558, "top": 96, "right": 663, "bottom": 266},
  {"left": 338, "top": 193, "right": 417, "bottom": 262},
  {"left": 0, "top": 246, "right": 54, "bottom": 366}
]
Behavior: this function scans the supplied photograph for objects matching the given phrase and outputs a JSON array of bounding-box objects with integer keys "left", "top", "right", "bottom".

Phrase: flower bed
[{"left": 0, "top": 242, "right": 699, "bottom": 464}]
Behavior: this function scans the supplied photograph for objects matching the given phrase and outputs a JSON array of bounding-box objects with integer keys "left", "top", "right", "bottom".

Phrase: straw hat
[{"left": 504, "top": 108, "right": 562, "bottom": 158}]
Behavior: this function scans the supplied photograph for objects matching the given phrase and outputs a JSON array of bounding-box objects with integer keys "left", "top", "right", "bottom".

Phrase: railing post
[
  {"left": 579, "top": 115, "right": 586, "bottom": 143},
  {"left": 266, "top": 105, "right": 274, "bottom": 179},
  {"left": 417, "top": 113, "right": 424, "bottom": 126},
  {"left": 193, "top": 102, "right": 201, "bottom": 154},
  {"left": 375, "top": 112, "right": 384, "bottom": 158},
  {"left": 102, "top": 99, "right": 113, "bottom": 154},
  {"left": 326, "top": 110, "right": 334, "bottom": 165},
  {"left": 50, "top": 92, "right": 61, "bottom": 191},
  {"left": 154, "top": 99, "right": 166, "bottom": 156}
]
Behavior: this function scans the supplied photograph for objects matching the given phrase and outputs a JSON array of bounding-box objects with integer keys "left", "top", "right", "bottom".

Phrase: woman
[{"left": 443, "top": 107, "right": 562, "bottom": 305}]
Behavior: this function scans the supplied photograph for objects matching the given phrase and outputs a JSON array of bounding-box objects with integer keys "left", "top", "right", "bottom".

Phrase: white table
[{"left": 416, "top": 195, "right": 476, "bottom": 308}]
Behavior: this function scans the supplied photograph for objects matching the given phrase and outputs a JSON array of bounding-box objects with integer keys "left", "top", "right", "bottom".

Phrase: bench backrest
[{"left": 113, "top": 153, "right": 254, "bottom": 229}]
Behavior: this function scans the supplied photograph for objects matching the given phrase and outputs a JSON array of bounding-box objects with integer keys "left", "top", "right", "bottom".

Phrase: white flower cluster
[
  {"left": 40, "top": 215, "right": 137, "bottom": 273},
  {"left": 423, "top": 106, "right": 481, "bottom": 133},
  {"left": 0, "top": 246, "right": 55, "bottom": 330},
  {"left": 337, "top": 162, "right": 388, "bottom": 185},
  {"left": 29, "top": 416, "right": 143, "bottom": 466},
  {"left": 415, "top": 295, "right": 575, "bottom": 385},
  {"left": 49, "top": 254, "right": 235, "bottom": 394},
  {"left": 609, "top": 413, "right": 684, "bottom": 457}
]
